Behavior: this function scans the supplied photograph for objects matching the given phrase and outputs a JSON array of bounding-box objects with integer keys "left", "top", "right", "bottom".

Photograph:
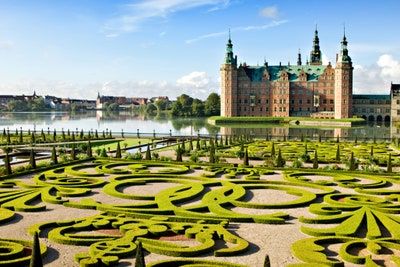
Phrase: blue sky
[{"left": 0, "top": 0, "right": 399, "bottom": 99}]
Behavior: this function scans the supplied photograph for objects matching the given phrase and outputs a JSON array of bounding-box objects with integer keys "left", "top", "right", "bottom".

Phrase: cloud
[
  {"left": 0, "top": 71, "right": 218, "bottom": 100},
  {"left": 103, "top": 0, "right": 231, "bottom": 37},
  {"left": 354, "top": 54, "right": 400, "bottom": 94},
  {"left": 185, "top": 19, "right": 288, "bottom": 44},
  {"left": 259, "top": 6, "right": 279, "bottom": 19}
]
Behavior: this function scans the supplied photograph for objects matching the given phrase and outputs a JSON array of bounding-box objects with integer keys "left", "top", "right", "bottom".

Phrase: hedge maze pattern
[{"left": 1, "top": 158, "right": 400, "bottom": 265}]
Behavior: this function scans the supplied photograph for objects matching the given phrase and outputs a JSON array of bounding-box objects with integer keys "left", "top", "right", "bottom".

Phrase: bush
[{"left": 292, "top": 159, "right": 303, "bottom": 168}]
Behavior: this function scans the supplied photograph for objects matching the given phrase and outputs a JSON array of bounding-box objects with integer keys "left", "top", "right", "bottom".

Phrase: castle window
[
  {"left": 330, "top": 90, "right": 334, "bottom": 94},
  {"left": 274, "top": 107, "right": 277, "bottom": 112},
  {"left": 283, "top": 107, "right": 286, "bottom": 112},
  {"left": 330, "top": 108, "right": 333, "bottom": 111},
  {"left": 244, "top": 107, "right": 247, "bottom": 111},
  {"left": 299, "top": 107, "right": 302, "bottom": 111},
  {"left": 279, "top": 107, "right": 282, "bottom": 112},
  {"left": 397, "top": 109, "right": 400, "bottom": 115},
  {"left": 258, "top": 99, "right": 261, "bottom": 104},
  {"left": 330, "top": 100, "right": 334, "bottom": 104},
  {"left": 307, "top": 107, "right": 310, "bottom": 111},
  {"left": 307, "top": 99, "right": 311, "bottom": 104},
  {"left": 291, "top": 100, "right": 295, "bottom": 104},
  {"left": 251, "top": 107, "right": 254, "bottom": 112},
  {"left": 266, "top": 107, "right": 269, "bottom": 111},
  {"left": 370, "top": 108, "right": 374, "bottom": 113},
  {"left": 274, "top": 99, "right": 277, "bottom": 104},
  {"left": 323, "top": 99, "right": 327, "bottom": 104},
  {"left": 299, "top": 99, "right": 303, "bottom": 104},
  {"left": 386, "top": 108, "right": 390, "bottom": 113},
  {"left": 239, "top": 99, "right": 242, "bottom": 104},
  {"left": 260, "top": 107, "right": 263, "bottom": 111},
  {"left": 266, "top": 99, "right": 269, "bottom": 104},
  {"left": 370, "top": 100, "right": 374, "bottom": 104},
  {"left": 397, "top": 100, "right": 400, "bottom": 105}
]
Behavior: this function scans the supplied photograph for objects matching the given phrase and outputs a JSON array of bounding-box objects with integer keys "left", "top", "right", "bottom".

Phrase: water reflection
[{"left": 0, "top": 111, "right": 393, "bottom": 140}]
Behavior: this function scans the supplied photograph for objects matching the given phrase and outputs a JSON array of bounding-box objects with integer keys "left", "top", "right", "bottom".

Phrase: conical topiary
[
  {"left": 335, "top": 145, "right": 340, "bottom": 162},
  {"left": 336, "top": 135, "right": 339, "bottom": 143},
  {"left": 189, "top": 139, "right": 193, "bottom": 151},
  {"left": 145, "top": 145, "right": 151, "bottom": 160},
  {"left": 4, "top": 152, "right": 12, "bottom": 175},
  {"left": 176, "top": 145, "right": 183, "bottom": 162},
  {"left": 274, "top": 149, "right": 285, "bottom": 167},
  {"left": 349, "top": 152, "right": 356, "bottom": 171},
  {"left": 87, "top": 141, "right": 93, "bottom": 157},
  {"left": 135, "top": 241, "right": 145, "bottom": 267},
  {"left": 31, "top": 132, "right": 35, "bottom": 144},
  {"left": 51, "top": 146, "right": 58, "bottom": 164},
  {"left": 387, "top": 153, "right": 392, "bottom": 173},
  {"left": 29, "top": 231, "right": 43, "bottom": 267},
  {"left": 271, "top": 142, "right": 275, "bottom": 158},
  {"left": 19, "top": 130, "right": 23, "bottom": 143},
  {"left": 209, "top": 146, "right": 215, "bottom": 163},
  {"left": 115, "top": 142, "right": 122, "bottom": 158},
  {"left": 29, "top": 149, "right": 36, "bottom": 169},
  {"left": 264, "top": 254, "right": 271, "bottom": 267},
  {"left": 53, "top": 129, "right": 57, "bottom": 141},
  {"left": 196, "top": 139, "right": 201, "bottom": 150},
  {"left": 313, "top": 150, "right": 318, "bottom": 169},
  {"left": 71, "top": 144, "right": 76, "bottom": 160},
  {"left": 370, "top": 146, "right": 374, "bottom": 157},
  {"left": 243, "top": 148, "right": 249, "bottom": 166}
]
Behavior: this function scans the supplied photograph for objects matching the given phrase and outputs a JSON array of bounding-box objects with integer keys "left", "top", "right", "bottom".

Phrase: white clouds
[
  {"left": 259, "top": 6, "right": 279, "bottom": 19},
  {"left": 177, "top": 71, "right": 210, "bottom": 88},
  {"left": 185, "top": 20, "right": 288, "bottom": 44},
  {"left": 377, "top": 54, "right": 400, "bottom": 78},
  {"left": 354, "top": 54, "right": 400, "bottom": 94},
  {"left": 103, "top": 0, "right": 231, "bottom": 37}
]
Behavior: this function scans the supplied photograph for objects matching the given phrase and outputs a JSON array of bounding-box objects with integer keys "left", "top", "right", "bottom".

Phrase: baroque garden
[{"left": 0, "top": 130, "right": 400, "bottom": 266}]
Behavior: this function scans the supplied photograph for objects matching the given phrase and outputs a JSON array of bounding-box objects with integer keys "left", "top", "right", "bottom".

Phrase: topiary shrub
[
  {"left": 115, "top": 142, "right": 122, "bottom": 159},
  {"left": 29, "top": 231, "right": 43, "bottom": 267},
  {"left": 145, "top": 145, "right": 151, "bottom": 160},
  {"left": 274, "top": 149, "right": 285, "bottom": 167},
  {"left": 312, "top": 150, "right": 318, "bottom": 169},
  {"left": 135, "top": 241, "right": 146, "bottom": 267}
]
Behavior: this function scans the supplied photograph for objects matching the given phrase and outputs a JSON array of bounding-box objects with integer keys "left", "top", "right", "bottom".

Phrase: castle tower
[
  {"left": 297, "top": 49, "right": 302, "bottom": 66},
  {"left": 334, "top": 31, "right": 353, "bottom": 119},
  {"left": 220, "top": 32, "right": 238, "bottom": 117},
  {"left": 310, "top": 27, "right": 322, "bottom": 65}
]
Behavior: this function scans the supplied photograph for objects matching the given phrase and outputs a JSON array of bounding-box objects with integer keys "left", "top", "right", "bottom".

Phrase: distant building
[
  {"left": 391, "top": 83, "right": 400, "bottom": 122},
  {"left": 352, "top": 94, "right": 391, "bottom": 122},
  {"left": 0, "top": 91, "right": 40, "bottom": 109},
  {"left": 62, "top": 98, "right": 96, "bottom": 110},
  {"left": 221, "top": 28, "right": 353, "bottom": 119},
  {"left": 96, "top": 93, "right": 148, "bottom": 109}
]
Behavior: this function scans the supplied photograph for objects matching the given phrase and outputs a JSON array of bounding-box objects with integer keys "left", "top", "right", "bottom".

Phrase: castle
[{"left": 220, "top": 28, "right": 353, "bottom": 119}]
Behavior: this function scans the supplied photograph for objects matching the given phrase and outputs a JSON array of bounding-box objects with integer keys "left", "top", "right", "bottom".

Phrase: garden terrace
[{"left": 0, "top": 143, "right": 398, "bottom": 266}]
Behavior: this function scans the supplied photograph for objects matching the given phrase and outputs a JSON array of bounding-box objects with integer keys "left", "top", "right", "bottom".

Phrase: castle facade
[{"left": 220, "top": 29, "right": 353, "bottom": 119}]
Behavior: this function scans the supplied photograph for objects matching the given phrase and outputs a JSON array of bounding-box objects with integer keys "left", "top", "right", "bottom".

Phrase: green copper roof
[{"left": 242, "top": 64, "right": 327, "bottom": 82}]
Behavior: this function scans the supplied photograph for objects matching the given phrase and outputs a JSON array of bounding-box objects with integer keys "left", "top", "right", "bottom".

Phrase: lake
[{"left": 0, "top": 111, "right": 394, "bottom": 140}]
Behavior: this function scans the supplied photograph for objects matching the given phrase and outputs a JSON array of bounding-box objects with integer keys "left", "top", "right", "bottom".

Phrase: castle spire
[
  {"left": 338, "top": 26, "right": 351, "bottom": 63},
  {"left": 297, "top": 49, "right": 302, "bottom": 66},
  {"left": 310, "top": 26, "right": 322, "bottom": 65},
  {"left": 224, "top": 29, "right": 236, "bottom": 65}
]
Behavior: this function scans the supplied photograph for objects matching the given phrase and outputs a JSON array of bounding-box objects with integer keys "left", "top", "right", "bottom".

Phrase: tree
[
  {"left": 313, "top": 150, "right": 318, "bottom": 169},
  {"left": 191, "top": 99, "right": 205, "bottom": 117},
  {"left": 205, "top": 93, "right": 220, "bottom": 116},
  {"left": 29, "top": 149, "right": 36, "bottom": 169},
  {"left": 29, "top": 231, "right": 43, "bottom": 267},
  {"left": 145, "top": 145, "right": 151, "bottom": 160},
  {"left": 135, "top": 241, "right": 145, "bottom": 267},
  {"left": 51, "top": 146, "right": 58, "bottom": 164},
  {"left": 146, "top": 103, "right": 158, "bottom": 115},
  {"left": 243, "top": 148, "right": 249, "bottom": 166},
  {"left": 155, "top": 99, "right": 168, "bottom": 112},
  {"left": 115, "top": 142, "right": 122, "bottom": 158},
  {"left": 335, "top": 145, "right": 340, "bottom": 162},
  {"left": 171, "top": 101, "right": 183, "bottom": 117},
  {"left": 387, "top": 153, "right": 392, "bottom": 173}
]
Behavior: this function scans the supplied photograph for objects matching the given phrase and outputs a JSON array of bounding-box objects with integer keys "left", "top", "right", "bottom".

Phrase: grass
[{"left": 209, "top": 116, "right": 366, "bottom": 125}]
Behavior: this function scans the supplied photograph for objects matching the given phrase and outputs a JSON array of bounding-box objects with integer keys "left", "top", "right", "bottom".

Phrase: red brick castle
[{"left": 220, "top": 28, "right": 353, "bottom": 119}]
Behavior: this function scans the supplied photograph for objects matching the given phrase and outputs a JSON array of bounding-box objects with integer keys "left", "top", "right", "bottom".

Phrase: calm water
[{"left": 0, "top": 111, "right": 393, "bottom": 140}]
